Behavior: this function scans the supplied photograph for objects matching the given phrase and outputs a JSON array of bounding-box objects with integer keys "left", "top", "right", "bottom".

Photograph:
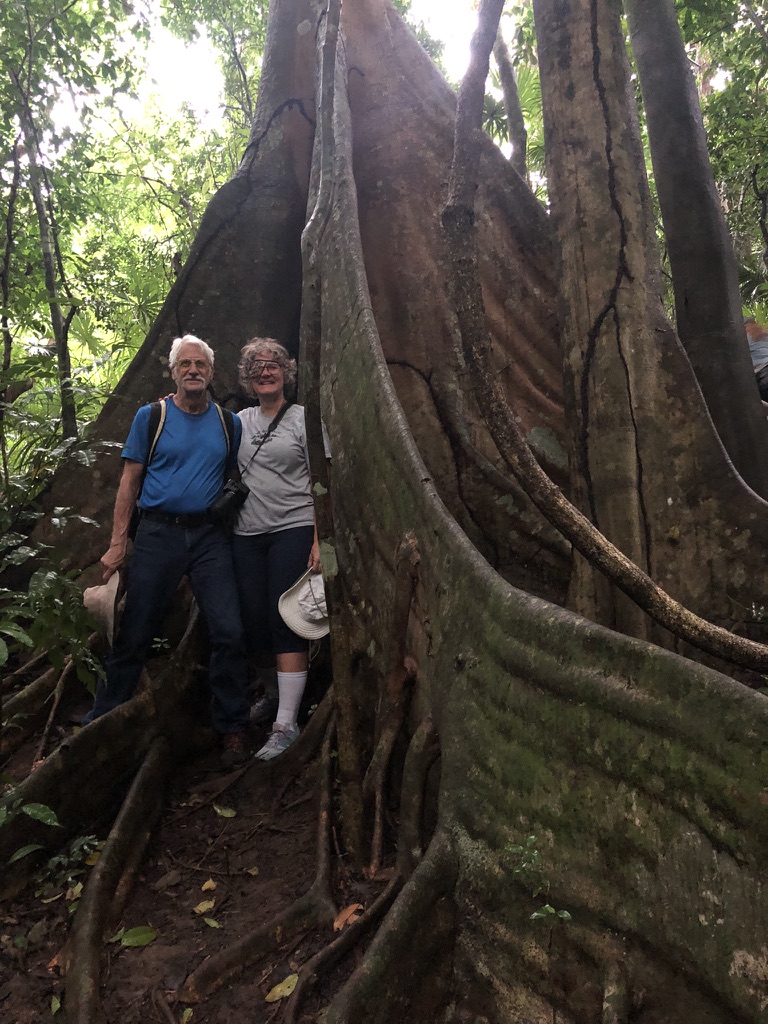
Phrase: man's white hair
[{"left": 169, "top": 334, "right": 215, "bottom": 370}]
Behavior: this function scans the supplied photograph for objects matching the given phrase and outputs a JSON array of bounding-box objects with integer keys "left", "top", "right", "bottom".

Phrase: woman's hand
[{"left": 308, "top": 539, "right": 321, "bottom": 573}]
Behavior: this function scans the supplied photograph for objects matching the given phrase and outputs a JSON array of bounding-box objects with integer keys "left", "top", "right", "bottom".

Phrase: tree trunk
[
  {"left": 493, "top": 34, "right": 528, "bottom": 181},
  {"left": 534, "top": 0, "right": 768, "bottom": 640},
  {"left": 16, "top": 103, "right": 78, "bottom": 440},
  {"left": 9, "top": 0, "right": 768, "bottom": 1021},
  {"left": 626, "top": 0, "right": 768, "bottom": 499}
]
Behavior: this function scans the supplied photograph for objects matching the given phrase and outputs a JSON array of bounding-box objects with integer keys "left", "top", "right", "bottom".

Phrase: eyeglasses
[
  {"left": 252, "top": 360, "right": 281, "bottom": 374},
  {"left": 177, "top": 358, "right": 210, "bottom": 370}
]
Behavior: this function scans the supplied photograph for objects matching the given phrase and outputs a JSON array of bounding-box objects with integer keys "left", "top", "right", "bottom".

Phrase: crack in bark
[
  {"left": 579, "top": 0, "right": 633, "bottom": 530},
  {"left": 243, "top": 98, "right": 317, "bottom": 166},
  {"left": 613, "top": 316, "right": 653, "bottom": 574}
]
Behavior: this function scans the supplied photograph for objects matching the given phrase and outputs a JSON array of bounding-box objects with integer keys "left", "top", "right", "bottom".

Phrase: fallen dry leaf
[
  {"left": 192, "top": 900, "right": 215, "bottom": 915},
  {"left": 265, "top": 974, "right": 298, "bottom": 1002},
  {"left": 201, "top": 879, "right": 216, "bottom": 892},
  {"left": 152, "top": 870, "right": 182, "bottom": 892},
  {"left": 333, "top": 903, "right": 364, "bottom": 931}
]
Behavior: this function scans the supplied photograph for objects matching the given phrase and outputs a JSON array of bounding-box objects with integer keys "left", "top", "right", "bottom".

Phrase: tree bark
[
  {"left": 534, "top": 0, "right": 768, "bottom": 640},
  {"left": 626, "top": 0, "right": 768, "bottom": 499}
]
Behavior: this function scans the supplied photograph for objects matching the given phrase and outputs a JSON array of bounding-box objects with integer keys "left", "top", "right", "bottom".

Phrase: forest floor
[{"left": 0, "top": 700, "right": 384, "bottom": 1024}]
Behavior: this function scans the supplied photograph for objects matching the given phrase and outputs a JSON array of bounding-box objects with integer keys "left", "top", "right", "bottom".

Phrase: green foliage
[
  {"left": 392, "top": 0, "right": 446, "bottom": 67},
  {"left": 506, "top": 834, "right": 572, "bottom": 924},
  {"left": 0, "top": 465, "right": 105, "bottom": 686},
  {"left": 672, "top": 0, "right": 768, "bottom": 305},
  {"left": 0, "top": 796, "right": 62, "bottom": 865},
  {"left": 1, "top": 0, "right": 261, "bottom": 443},
  {"left": 35, "top": 833, "right": 100, "bottom": 892},
  {"left": 109, "top": 924, "right": 159, "bottom": 946}
]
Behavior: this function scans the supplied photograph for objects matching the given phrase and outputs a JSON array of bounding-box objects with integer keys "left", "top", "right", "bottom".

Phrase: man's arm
[{"left": 101, "top": 460, "right": 144, "bottom": 581}]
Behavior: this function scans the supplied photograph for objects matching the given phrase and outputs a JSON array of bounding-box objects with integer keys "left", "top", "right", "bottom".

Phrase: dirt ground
[{"left": 0, "top": 708, "right": 384, "bottom": 1024}]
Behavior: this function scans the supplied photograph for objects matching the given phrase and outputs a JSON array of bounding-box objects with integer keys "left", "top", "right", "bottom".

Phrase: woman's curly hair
[{"left": 238, "top": 338, "right": 297, "bottom": 396}]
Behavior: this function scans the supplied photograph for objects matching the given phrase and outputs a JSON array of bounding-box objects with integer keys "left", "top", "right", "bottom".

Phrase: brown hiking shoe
[{"left": 220, "top": 730, "right": 250, "bottom": 770}]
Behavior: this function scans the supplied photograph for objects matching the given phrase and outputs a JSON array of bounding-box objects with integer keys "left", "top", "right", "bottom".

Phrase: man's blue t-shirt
[{"left": 123, "top": 400, "right": 242, "bottom": 515}]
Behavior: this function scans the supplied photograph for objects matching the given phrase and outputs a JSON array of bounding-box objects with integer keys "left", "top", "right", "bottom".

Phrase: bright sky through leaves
[
  {"left": 409, "top": 0, "right": 478, "bottom": 77},
  {"left": 144, "top": 0, "right": 478, "bottom": 116}
]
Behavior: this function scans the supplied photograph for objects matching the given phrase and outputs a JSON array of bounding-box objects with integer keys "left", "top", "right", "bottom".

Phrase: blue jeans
[
  {"left": 232, "top": 526, "right": 314, "bottom": 655},
  {"left": 87, "top": 519, "right": 249, "bottom": 733}
]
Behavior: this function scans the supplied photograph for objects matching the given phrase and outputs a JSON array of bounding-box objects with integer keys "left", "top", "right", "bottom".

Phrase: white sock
[{"left": 275, "top": 671, "right": 307, "bottom": 729}]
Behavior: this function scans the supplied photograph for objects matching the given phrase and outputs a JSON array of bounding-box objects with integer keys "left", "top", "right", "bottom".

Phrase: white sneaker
[{"left": 255, "top": 724, "right": 299, "bottom": 761}]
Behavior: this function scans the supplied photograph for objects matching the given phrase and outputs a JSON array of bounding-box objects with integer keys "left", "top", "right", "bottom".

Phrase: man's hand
[
  {"left": 101, "top": 542, "right": 127, "bottom": 581},
  {"left": 102, "top": 460, "right": 143, "bottom": 582}
]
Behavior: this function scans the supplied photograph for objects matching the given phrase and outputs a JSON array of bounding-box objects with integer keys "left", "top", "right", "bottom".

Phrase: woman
[{"left": 233, "top": 338, "right": 323, "bottom": 760}]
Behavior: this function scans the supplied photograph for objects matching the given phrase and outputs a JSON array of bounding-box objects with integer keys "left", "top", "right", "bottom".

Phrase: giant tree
[{"left": 3, "top": 0, "right": 768, "bottom": 1021}]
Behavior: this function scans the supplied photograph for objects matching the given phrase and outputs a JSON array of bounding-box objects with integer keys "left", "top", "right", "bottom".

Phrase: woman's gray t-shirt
[{"left": 234, "top": 404, "right": 315, "bottom": 536}]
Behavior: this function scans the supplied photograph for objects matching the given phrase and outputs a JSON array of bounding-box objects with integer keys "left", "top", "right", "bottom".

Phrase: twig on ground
[
  {"left": 151, "top": 986, "right": 177, "bottom": 1024},
  {"left": 33, "top": 659, "right": 76, "bottom": 763}
]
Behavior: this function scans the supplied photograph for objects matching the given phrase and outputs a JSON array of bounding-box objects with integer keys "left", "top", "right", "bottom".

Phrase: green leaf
[
  {"left": 265, "top": 974, "right": 299, "bottom": 1002},
  {"left": 8, "top": 843, "right": 45, "bottom": 864},
  {"left": 203, "top": 917, "right": 221, "bottom": 928},
  {"left": 212, "top": 803, "right": 236, "bottom": 818},
  {"left": 120, "top": 925, "right": 158, "bottom": 947},
  {"left": 51, "top": 994, "right": 61, "bottom": 1015},
  {"left": 108, "top": 927, "right": 125, "bottom": 943},
  {"left": 181, "top": 1009, "right": 193, "bottom": 1023},
  {"left": 22, "top": 803, "right": 63, "bottom": 827},
  {"left": 0, "top": 638, "right": 8, "bottom": 666},
  {"left": 0, "top": 623, "right": 34, "bottom": 646}
]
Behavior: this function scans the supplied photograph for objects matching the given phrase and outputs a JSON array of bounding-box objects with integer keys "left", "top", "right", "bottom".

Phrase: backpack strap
[
  {"left": 129, "top": 400, "right": 166, "bottom": 539},
  {"left": 146, "top": 400, "right": 167, "bottom": 465},
  {"left": 138, "top": 400, "right": 166, "bottom": 498},
  {"left": 213, "top": 403, "right": 236, "bottom": 457}
]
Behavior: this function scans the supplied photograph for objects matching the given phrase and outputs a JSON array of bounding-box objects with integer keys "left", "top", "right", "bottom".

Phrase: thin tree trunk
[
  {"left": 0, "top": 137, "right": 21, "bottom": 487},
  {"left": 493, "top": 33, "right": 528, "bottom": 182},
  {"left": 16, "top": 101, "right": 78, "bottom": 439},
  {"left": 626, "top": 0, "right": 768, "bottom": 498}
]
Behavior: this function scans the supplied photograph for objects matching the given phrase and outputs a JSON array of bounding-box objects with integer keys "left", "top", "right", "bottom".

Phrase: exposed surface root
[
  {"left": 272, "top": 685, "right": 335, "bottom": 806},
  {"left": 1, "top": 648, "right": 50, "bottom": 690},
  {"left": 397, "top": 715, "right": 440, "bottom": 876},
  {"left": 0, "top": 614, "right": 204, "bottom": 895},
  {"left": 33, "top": 657, "right": 79, "bottom": 763},
  {"left": 179, "top": 712, "right": 338, "bottom": 1002},
  {"left": 1, "top": 664, "right": 62, "bottom": 760},
  {"left": 602, "top": 962, "right": 630, "bottom": 1023},
  {"left": 63, "top": 737, "right": 172, "bottom": 1024},
  {"left": 363, "top": 534, "right": 420, "bottom": 875},
  {"left": 1, "top": 635, "right": 98, "bottom": 763},
  {"left": 322, "top": 829, "right": 458, "bottom": 1024},
  {"left": 283, "top": 875, "right": 403, "bottom": 1024}
]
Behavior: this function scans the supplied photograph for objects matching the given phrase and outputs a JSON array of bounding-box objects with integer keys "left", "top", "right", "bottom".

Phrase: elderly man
[{"left": 85, "top": 334, "right": 250, "bottom": 768}]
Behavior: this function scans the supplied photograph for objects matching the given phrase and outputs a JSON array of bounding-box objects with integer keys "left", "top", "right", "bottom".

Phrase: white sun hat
[
  {"left": 278, "top": 569, "right": 329, "bottom": 640},
  {"left": 83, "top": 571, "right": 121, "bottom": 645}
]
